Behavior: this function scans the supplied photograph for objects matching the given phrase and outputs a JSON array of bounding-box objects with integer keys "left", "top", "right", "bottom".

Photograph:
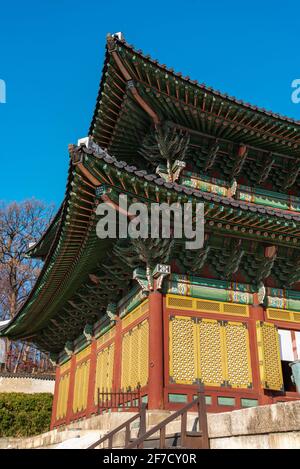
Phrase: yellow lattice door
[
  {"left": 223, "top": 321, "right": 252, "bottom": 388},
  {"left": 56, "top": 373, "right": 70, "bottom": 420},
  {"left": 94, "top": 343, "right": 114, "bottom": 404},
  {"left": 198, "top": 319, "right": 225, "bottom": 386},
  {"left": 256, "top": 321, "right": 283, "bottom": 391},
  {"left": 138, "top": 320, "right": 149, "bottom": 387},
  {"left": 72, "top": 360, "right": 90, "bottom": 413},
  {"left": 121, "top": 331, "right": 131, "bottom": 390},
  {"left": 169, "top": 316, "right": 198, "bottom": 384},
  {"left": 121, "top": 319, "right": 149, "bottom": 390}
]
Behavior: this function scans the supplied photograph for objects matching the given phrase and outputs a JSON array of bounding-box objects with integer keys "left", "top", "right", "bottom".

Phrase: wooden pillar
[
  {"left": 112, "top": 317, "right": 122, "bottom": 392},
  {"left": 86, "top": 339, "right": 97, "bottom": 416},
  {"left": 66, "top": 354, "right": 76, "bottom": 424},
  {"left": 50, "top": 365, "right": 60, "bottom": 429},
  {"left": 148, "top": 290, "right": 164, "bottom": 409},
  {"left": 248, "top": 303, "right": 270, "bottom": 405}
]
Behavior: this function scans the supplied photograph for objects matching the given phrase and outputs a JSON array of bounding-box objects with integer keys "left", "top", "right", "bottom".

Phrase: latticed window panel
[
  {"left": 56, "top": 372, "right": 70, "bottom": 420},
  {"left": 198, "top": 319, "right": 225, "bottom": 386},
  {"left": 267, "top": 308, "right": 300, "bottom": 324},
  {"left": 94, "top": 343, "right": 114, "bottom": 404},
  {"left": 121, "top": 319, "right": 149, "bottom": 390},
  {"left": 96, "top": 327, "right": 115, "bottom": 348},
  {"left": 169, "top": 316, "right": 198, "bottom": 384},
  {"left": 224, "top": 322, "right": 252, "bottom": 388},
  {"left": 168, "top": 316, "right": 253, "bottom": 389},
  {"left": 121, "top": 299, "right": 149, "bottom": 329},
  {"left": 168, "top": 296, "right": 193, "bottom": 310},
  {"left": 166, "top": 294, "right": 249, "bottom": 317},
  {"left": 196, "top": 300, "right": 221, "bottom": 313},
  {"left": 256, "top": 321, "right": 283, "bottom": 391},
  {"left": 75, "top": 345, "right": 91, "bottom": 362},
  {"left": 60, "top": 360, "right": 71, "bottom": 375},
  {"left": 72, "top": 360, "right": 90, "bottom": 413}
]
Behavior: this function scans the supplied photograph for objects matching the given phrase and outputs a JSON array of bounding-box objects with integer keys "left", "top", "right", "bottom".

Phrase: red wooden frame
[
  {"left": 51, "top": 293, "right": 300, "bottom": 429},
  {"left": 162, "top": 298, "right": 300, "bottom": 411}
]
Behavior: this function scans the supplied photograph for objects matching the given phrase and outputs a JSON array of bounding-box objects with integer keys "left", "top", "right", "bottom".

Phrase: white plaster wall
[{"left": 0, "top": 376, "right": 55, "bottom": 394}]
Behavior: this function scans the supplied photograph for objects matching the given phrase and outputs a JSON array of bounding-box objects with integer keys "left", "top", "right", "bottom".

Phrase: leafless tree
[{"left": 0, "top": 199, "right": 54, "bottom": 372}]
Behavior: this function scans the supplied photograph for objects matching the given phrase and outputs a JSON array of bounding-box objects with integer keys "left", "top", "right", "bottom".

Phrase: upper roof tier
[{"left": 90, "top": 33, "right": 300, "bottom": 161}]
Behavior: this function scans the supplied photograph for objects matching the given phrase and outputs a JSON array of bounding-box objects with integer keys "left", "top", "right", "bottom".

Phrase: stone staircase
[
  {"left": 98, "top": 413, "right": 203, "bottom": 449},
  {"left": 89, "top": 392, "right": 209, "bottom": 449}
]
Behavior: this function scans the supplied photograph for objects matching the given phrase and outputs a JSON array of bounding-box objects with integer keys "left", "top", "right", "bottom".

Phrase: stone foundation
[{"left": 1, "top": 401, "right": 299, "bottom": 449}]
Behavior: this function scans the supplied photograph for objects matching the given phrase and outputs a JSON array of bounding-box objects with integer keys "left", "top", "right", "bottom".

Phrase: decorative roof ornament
[
  {"left": 83, "top": 324, "right": 94, "bottom": 342},
  {"left": 139, "top": 124, "right": 190, "bottom": 182},
  {"left": 49, "top": 352, "right": 58, "bottom": 366},
  {"left": 156, "top": 159, "right": 186, "bottom": 182},
  {"left": 258, "top": 152, "right": 275, "bottom": 184},
  {"left": 228, "top": 178, "right": 237, "bottom": 197},
  {"left": 256, "top": 246, "right": 277, "bottom": 285},
  {"left": 133, "top": 268, "right": 151, "bottom": 293},
  {"left": 172, "top": 160, "right": 186, "bottom": 182},
  {"left": 106, "top": 303, "right": 117, "bottom": 322},
  {"left": 257, "top": 283, "right": 266, "bottom": 305},
  {"left": 152, "top": 264, "right": 171, "bottom": 291},
  {"left": 77, "top": 136, "right": 104, "bottom": 156},
  {"left": 112, "top": 32, "right": 124, "bottom": 41},
  {"left": 203, "top": 141, "right": 220, "bottom": 172},
  {"left": 283, "top": 256, "right": 300, "bottom": 288},
  {"left": 133, "top": 264, "right": 171, "bottom": 292},
  {"left": 64, "top": 341, "right": 74, "bottom": 357},
  {"left": 231, "top": 144, "right": 248, "bottom": 180},
  {"left": 282, "top": 158, "right": 300, "bottom": 190},
  {"left": 223, "top": 239, "right": 245, "bottom": 280}
]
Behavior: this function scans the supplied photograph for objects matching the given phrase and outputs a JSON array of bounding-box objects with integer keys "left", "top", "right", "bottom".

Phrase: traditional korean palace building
[{"left": 2, "top": 33, "right": 300, "bottom": 428}]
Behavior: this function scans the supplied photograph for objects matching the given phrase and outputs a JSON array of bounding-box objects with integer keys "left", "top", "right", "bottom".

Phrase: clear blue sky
[{"left": 1, "top": 0, "right": 300, "bottom": 208}]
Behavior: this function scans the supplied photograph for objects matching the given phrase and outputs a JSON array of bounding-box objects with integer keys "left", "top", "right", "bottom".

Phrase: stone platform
[{"left": 1, "top": 401, "right": 299, "bottom": 449}]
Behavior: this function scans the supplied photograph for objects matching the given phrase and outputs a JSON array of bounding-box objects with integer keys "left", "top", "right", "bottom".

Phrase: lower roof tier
[{"left": 2, "top": 144, "right": 300, "bottom": 353}]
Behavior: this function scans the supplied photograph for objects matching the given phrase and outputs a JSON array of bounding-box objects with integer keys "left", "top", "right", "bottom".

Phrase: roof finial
[{"left": 111, "top": 31, "right": 124, "bottom": 41}]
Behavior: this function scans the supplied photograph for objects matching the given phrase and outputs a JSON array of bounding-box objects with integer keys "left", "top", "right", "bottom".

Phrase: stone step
[{"left": 127, "top": 431, "right": 204, "bottom": 449}]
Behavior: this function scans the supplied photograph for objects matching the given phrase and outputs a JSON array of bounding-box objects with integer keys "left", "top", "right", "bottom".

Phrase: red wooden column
[
  {"left": 112, "top": 317, "right": 122, "bottom": 392},
  {"left": 249, "top": 299, "right": 271, "bottom": 405},
  {"left": 66, "top": 354, "right": 76, "bottom": 424},
  {"left": 50, "top": 365, "right": 60, "bottom": 429},
  {"left": 86, "top": 339, "right": 97, "bottom": 416},
  {"left": 147, "top": 290, "right": 164, "bottom": 409}
]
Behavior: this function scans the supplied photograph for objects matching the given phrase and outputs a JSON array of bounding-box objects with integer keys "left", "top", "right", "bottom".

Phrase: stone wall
[
  {"left": 208, "top": 400, "right": 300, "bottom": 449},
  {"left": 0, "top": 374, "right": 55, "bottom": 394}
]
